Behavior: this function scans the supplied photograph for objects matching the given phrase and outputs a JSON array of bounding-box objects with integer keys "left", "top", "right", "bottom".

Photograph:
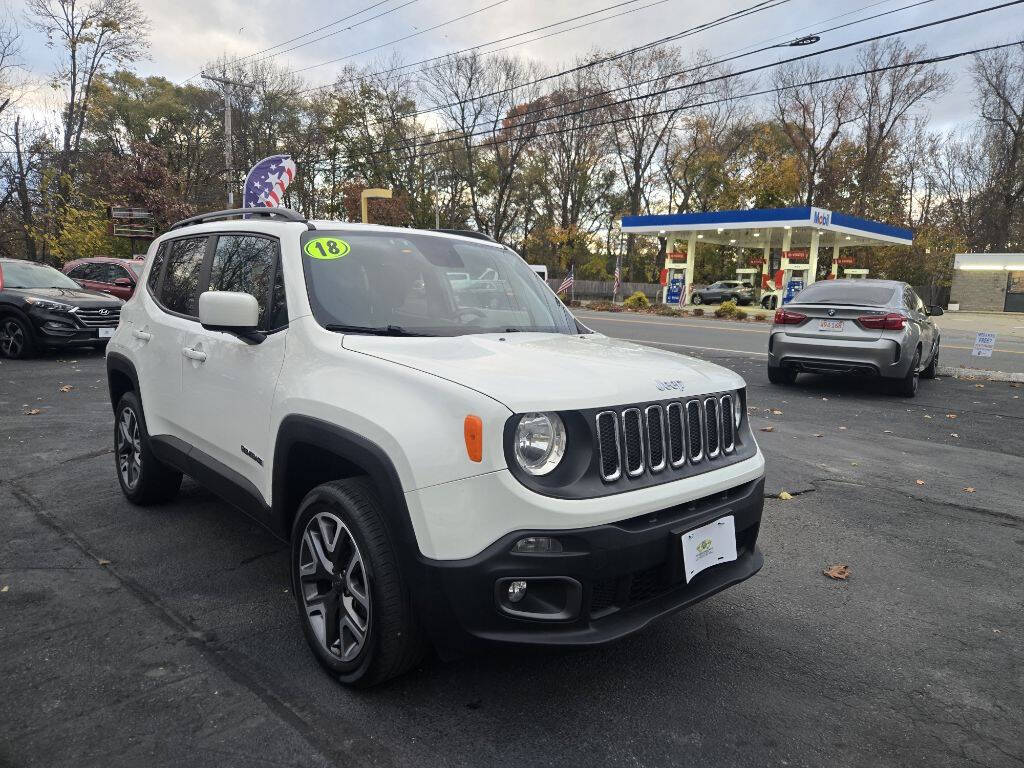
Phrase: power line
[
  {"left": 391, "top": 0, "right": 939, "bottom": 124},
  {"left": 369, "top": 0, "right": 1024, "bottom": 157},
  {"left": 291, "top": 0, "right": 514, "bottom": 75},
  {"left": 403, "top": 38, "right": 1024, "bottom": 164}
]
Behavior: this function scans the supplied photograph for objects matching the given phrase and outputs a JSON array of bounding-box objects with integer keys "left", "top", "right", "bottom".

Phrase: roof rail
[
  {"left": 169, "top": 207, "right": 314, "bottom": 231},
  {"left": 434, "top": 228, "right": 497, "bottom": 243}
]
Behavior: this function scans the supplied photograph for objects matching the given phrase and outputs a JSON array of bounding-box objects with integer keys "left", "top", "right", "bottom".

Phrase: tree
[{"left": 27, "top": 0, "right": 150, "bottom": 183}]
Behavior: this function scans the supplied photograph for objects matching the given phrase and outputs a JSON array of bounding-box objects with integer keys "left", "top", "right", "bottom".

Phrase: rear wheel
[
  {"left": 114, "top": 391, "right": 182, "bottom": 504},
  {"left": 767, "top": 365, "right": 797, "bottom": 385},
  {"left": 691, "top": 293, "right": 703, "bottom": 305},
  {"left": 920, "top": 340, "right": 939, "bottom": 379},
  {"left": 0, "top": 316, "right": 36, "bottom": 359},
  {"left": 291, "top": 478, "right": 426, "bottom": 687},
  {"left": 894, "top": 347, "right": 921, "bottom": 397}
]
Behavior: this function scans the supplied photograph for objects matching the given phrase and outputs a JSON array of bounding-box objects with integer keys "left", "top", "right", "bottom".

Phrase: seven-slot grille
[
  {"left": 596, "top": 395, "right": 737, "bottom": 483},
  {"left": 74, "top": 307, "right": 121, "bottom": 328}
]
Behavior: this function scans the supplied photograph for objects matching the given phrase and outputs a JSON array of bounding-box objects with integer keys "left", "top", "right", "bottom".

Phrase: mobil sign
[{"left": 810, "top": 207, "right": 832, "bottom": 227}]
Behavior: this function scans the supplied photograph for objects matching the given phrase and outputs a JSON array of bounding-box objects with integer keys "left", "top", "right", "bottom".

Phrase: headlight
[
  {"left": 25, "top": 297, "right": 73, "bottom": 312},
  {"left": 513, "top": 412, "right": 566, "bottom": 476},
  {"left": 734, "top": 389, "right": 743, "bottom": 428}
]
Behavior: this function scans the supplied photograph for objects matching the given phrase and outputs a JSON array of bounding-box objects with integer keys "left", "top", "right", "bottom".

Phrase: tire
[
  {"left": 894, "top": 347, "right": 921, "bottom": 397},
  {"left": 762, "top": 296, "right": 776, "bottom": 310},
  {"left": 691, "top": 293, "right": 703, "bottom": 305},
  {"left": 0, "top": 315, "right": 37, "bottom": 359},
  {"left": 291, "top": 478, "right": 426, "bottom": 687},
  {"left": 767, "top": 365, "right": 797, "bottom": 385},
  {"left": 114, "top": 391, "right": 182, "bottom": 504},
  {"left": 920, "top": 339, "right": 939, "bottom": 379}
]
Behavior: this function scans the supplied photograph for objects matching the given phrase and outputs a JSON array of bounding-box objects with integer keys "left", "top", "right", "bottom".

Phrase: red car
[{"left": 63, "top": 257, "right": 144, "bottom": 301}]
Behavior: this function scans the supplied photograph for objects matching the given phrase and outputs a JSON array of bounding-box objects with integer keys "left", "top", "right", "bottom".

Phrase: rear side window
[
  {"left": 147, "top": 244, "right": 167, "bottom": 292},
  {"left": 160, "top": 237, "right": 207, "bottom": 316},
  {"left": 67, "top": 264, "right": 90, "bottom": 279},
  {"left": 208, "top": 235, "right": 281, "bottom": 328},
  {"left": 792, "top": 282, "right": 896, "bottom": 307}
]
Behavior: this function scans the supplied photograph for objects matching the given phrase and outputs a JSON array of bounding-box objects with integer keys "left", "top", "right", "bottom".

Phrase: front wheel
[
  {"left": 0, "top": 315, "right": 36, "bottom": 359},
  {"left": 691, "top": 293, "right": 703, "bottom": 305},
  {"left": 291, "top": 478, "right": 426, "bottom": 687},
  {"left": 920, "top": 340, "right": 939, "bottom": 379}
]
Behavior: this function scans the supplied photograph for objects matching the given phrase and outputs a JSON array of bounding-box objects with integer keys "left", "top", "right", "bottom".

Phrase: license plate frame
[
  {"left": 680, "top": 515, "right": 737, "bottom": 583},
  {"left": 817, "top": 319, "right": 845, "bottom": 332},
  {"left": 97, "top": 327, "right": 115, "bottom": 339}
]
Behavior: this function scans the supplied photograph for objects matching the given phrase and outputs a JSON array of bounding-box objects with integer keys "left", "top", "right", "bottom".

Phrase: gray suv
[{"left": 766, "top": 279, "right": 942, "bottom": 397}]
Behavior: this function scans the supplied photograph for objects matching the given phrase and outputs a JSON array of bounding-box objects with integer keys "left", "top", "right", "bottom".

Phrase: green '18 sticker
[{"left": 304, "top": 236, "right": 350, "bottom": 260}]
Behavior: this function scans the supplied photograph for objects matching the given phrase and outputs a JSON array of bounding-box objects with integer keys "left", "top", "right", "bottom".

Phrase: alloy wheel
[
  {"left": 0, "top": 319, "right": 24, "bottom": 358},
  {"left": 116, "top": 406, "right": 142, "bottom": 490},
  {"left": 299, "top": 512, "right": 371, "bottom": 662}
]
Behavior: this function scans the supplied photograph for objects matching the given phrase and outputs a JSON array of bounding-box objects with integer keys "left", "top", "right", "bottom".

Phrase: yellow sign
[{"left": 304, "top": 237, "right": 350, "bottom": 260}]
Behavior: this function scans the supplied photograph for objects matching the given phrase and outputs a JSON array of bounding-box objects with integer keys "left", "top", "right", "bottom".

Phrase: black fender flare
[
  {"left": 271, "top": 415, "right": 419, "bottom": 556},
  {"left": 106, "top": 352, "right": 140, "bottom": 411}
]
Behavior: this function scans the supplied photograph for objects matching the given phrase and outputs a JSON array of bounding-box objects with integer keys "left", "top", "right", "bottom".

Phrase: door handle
[
  {"left": 133, "top": 329, "right": 152, "bottom": 342},
  {"left": 182, "top": 346, "right": 207, "bottom": 362}
]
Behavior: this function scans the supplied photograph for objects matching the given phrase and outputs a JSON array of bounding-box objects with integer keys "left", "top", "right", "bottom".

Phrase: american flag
[
  {"left": 558, "top": 266, "right": 575, "bottom": 295},
  {"left": 243, "top": 154, "right": 297, "bottom": 208},
  {"left": 613, "top": 261, "right": 621, "bottom": 295}
]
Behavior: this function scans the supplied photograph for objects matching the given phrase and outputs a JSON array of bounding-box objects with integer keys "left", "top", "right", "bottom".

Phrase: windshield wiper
[{"left": 324, "top": 323, "right": 435, "bottom": 337}]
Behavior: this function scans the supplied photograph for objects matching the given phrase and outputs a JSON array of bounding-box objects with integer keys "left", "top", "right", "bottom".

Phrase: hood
[
  {"left": 342, "top": 332, "right": 744, "bottom": 412},
  {"left": 6, "top": 286, "right": 123, "bottom": 307}
]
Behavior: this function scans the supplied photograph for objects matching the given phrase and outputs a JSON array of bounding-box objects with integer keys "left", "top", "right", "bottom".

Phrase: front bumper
[
  {"left": 769, "top": 330, "right": 912, "bottom": 379},
  {"left": 27, "top": 308, "right": 114, "bottom": 348},
  {"left": 412, "top": 476, "right": 764, "bottom": 649}
]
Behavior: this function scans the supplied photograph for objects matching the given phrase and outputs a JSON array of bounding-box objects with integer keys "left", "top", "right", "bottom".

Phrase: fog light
[
  {"left": 507, "top": 580, "right": 528, "bottom": 603},
  {"left": 512, "top": 536, "right": 563, "bottom": 554}
]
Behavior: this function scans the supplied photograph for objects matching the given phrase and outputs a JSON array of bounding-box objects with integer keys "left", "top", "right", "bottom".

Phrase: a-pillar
[
  {"left": 683, "top": 231, "right": 697, "bottom": 305},
  {"left": 830, "top": 243, "right": 840, "bottom": 278},
  {"left": 808, "top": 229, "right": 820, "bottom": 284}
]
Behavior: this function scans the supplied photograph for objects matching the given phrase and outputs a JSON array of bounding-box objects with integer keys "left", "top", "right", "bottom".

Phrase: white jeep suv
[{"left": 106, "top": 208, "right": 766, "bottom": 686}]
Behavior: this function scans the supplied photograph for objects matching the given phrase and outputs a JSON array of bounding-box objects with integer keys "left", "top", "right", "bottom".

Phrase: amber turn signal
[{"left": 464, "top": 415, "right": 483, "bottom": 462}]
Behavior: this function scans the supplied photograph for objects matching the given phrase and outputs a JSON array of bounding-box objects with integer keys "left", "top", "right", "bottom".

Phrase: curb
[{"left": 936, "top": 366, "right": 1024, "bottom": 383}]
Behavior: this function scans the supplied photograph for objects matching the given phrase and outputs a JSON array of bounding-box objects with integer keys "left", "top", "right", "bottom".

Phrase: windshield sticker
[{"left": 304, "top": 236, "right": 350, "bottom": 260}]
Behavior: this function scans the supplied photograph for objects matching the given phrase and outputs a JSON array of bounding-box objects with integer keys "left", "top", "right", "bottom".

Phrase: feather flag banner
[{"left": 243, "top": 154, "right": 297, "bottom": 208}]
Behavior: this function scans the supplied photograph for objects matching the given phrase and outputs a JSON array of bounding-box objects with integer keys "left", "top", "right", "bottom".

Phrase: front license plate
[
  {"left": 681, "top": 515, "right": 738, "bottom": 583},
  {"left": 817, "top": 319, "right": 844, "bottom": 332},
  {"left": 97, "top": 327, "right": 115, "bottom": 338}
]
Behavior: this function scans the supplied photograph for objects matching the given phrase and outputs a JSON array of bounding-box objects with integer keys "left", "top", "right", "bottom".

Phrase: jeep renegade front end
[{"left": 106, "top": 208, "right": 765, "bottom": 686}]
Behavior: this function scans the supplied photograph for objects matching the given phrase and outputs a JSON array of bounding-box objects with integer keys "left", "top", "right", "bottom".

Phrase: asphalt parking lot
[{"left": 2, "top": 333, "right": 1023, "bottom": 768}]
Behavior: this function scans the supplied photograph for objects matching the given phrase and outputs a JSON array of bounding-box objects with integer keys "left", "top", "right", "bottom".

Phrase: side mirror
[
  {"left": 928, "top": 305, "right": 944, "bottom": 316},
  {"left": 113, "top": 277, "right": 133, "bottom": 287},
  {"left": 199, "top": 291, "right": 264, "bottom": 343}
]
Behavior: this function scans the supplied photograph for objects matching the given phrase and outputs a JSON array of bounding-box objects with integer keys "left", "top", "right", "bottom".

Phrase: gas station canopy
[
  {"left": 621, "top": 206, "right": 913, "bottom": 249},
  {"left": 621, "top": 206, "right": 913, "bottom": 306}
]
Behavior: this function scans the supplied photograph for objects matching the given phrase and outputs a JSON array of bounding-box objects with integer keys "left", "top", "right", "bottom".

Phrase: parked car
[
  {"left": 105, "top": 207, "right": 766, "bottom": 686},
  {"left": 766, "top": 278, "right": 942, "bottom": 397},
  {"left": 63, "top": 256, "right": 144, "bottom": 300},
  {"left": 691, "top": 280, "right": 753, "bottom": 305},
  {"left": 0, "top": 258, "right": 124, "bottom": 359}
]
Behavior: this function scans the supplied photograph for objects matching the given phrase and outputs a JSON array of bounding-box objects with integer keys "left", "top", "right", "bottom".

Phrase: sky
[{"left": 6, "top": 0, "right": 1024, "bottom": 130}]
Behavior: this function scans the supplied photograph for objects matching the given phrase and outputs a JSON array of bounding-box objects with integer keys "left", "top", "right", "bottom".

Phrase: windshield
[
  {"left": 300, "top": 230, "right": 580, "bottom": 336},
  {"left": 792, "top": 282, "right": 897, "bottom": 307},
  {"left": 1, "top": 260, "right": 82, "bottom": 290}
]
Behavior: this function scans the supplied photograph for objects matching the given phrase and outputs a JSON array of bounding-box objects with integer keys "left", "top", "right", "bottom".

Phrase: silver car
[{"left": 766, "top": 279, "right": 942, "bottom": 397}]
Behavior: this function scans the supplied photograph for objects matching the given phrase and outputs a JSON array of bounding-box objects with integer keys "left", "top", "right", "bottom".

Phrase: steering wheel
[{"left": 457, "top": 307, "right": 487, "bottom": 322}]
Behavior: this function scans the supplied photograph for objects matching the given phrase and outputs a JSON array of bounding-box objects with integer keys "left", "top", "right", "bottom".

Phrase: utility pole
[
  {"left": 201, "top": 72, "right": 253, "bottom": 208},
  {"left": 434, "top": 171, "right": 440, "bottom": 230}
]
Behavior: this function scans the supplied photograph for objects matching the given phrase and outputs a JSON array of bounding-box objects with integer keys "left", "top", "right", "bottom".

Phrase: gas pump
[
  {"left": 760, "top": 264, "right": 810, "bottom": 309},
  {"left": 661, "top": 251, "right": 688, "bottom": 304}
]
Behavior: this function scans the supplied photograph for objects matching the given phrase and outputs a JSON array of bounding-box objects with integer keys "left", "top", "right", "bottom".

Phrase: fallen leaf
[
  {"left": 1, "top": 585, "right": 8, "bottom": 593},
  {"left": 851, "top": 461, "right": 859, "bottom": 466},
  {"left": 915, "top": 479, "right": 925, "bottom": 485},
  {"left": 821, "top": 397, "right": 829, "bottom": 401},
  {"left": 59, "top": 385, "right": 73, "bottom": 393},
  {"left": 950, "top": 433, "right": 959, "bottom": 438},
  {"left": 975, "top": 383, "right": 985, "bottom": 388},
  {"left": 946, "top": 414, "right": 957, "bottom": 419},
  {"left": 838, "top": 426, "right": 848, "bottom": 431},
  {"left": 760, "top": 426, "right": 775, "bottom": 432},
  {"left": 98, "top": 559, "right": 110, "bottom": 566},
  {"left": 778, "top": 491, "right": 793, "bottom": 500},
  {"left": 771, "top": 409, "right": 783, "bottom": 415},
  {"left": 963, "top": 487, "right": 976, "bottom": 493},
  {"left": 824, "top": 564, "right": 851, "bottom": 580},
  {"left": 25, "top": 408, "right": 41, "bottom": 416},
  {"left": 1010, "top": 382, "right": 1021, "bottom": 388},
  {"left": 813, "top": 433, "right": 823, "bottom": 438},
  {"left": 924, "top": 415, "right": 933, "bottom": 419},
  {"left": 883, "top": 429, "right": 893, "bottom": 434}
]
